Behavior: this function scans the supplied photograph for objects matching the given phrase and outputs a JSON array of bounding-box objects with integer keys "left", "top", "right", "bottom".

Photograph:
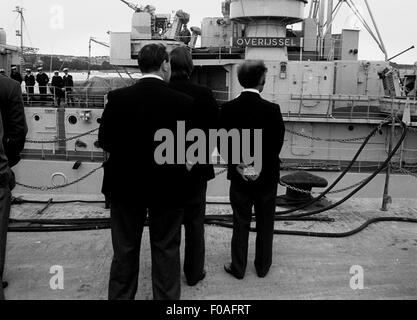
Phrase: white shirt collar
[
  {"left": 241, "top": 88, "right": 260, "bottom": 95},
  {"left": 140, "top": 74, "right": 164, "bottom": 81},
  {"left": 235, "top": 88, "right": 260, "bottom": 98}
]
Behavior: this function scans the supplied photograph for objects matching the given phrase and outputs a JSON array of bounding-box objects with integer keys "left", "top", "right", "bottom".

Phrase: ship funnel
[{"left": 230, "top": 0, "right": 307, "bottom": 60}]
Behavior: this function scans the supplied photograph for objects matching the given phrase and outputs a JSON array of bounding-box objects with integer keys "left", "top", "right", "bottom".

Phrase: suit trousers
[
  {"left": 0, "top": 168, "right": 14, "bottom": 300},
  {"left": 148, "top": 206, "right": 184, "bottom": 300},
  {"left": 183, "top": 182, "right": 207, "bottom": 284},
  {"left": 108, "top": 200, "right": 147, "bottom": 300},
  {"left": 229, "top": 181, "right": 278, "bottom": 278}
]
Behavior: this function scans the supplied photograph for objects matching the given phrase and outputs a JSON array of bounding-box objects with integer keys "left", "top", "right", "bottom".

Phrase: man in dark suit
[
  {"left": 10, "top": 66, "right": 23, "bottom": 84},
  {"left": 219, "top": 60, "right": 285, "bottom": 280},
  {"left": 0, "top": 76, "right": 28, "bottom": 300},
  {"left": 98, "top": 43, "right": 193, "bottom": 300},
  {"left": 169, "top": 47, "right": 218, "bottom": 286}
]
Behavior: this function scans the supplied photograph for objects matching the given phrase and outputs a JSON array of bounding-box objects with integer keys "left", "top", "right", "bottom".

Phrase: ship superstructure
[
  {"left": 108, "top": 0, "right": 417, "bottom": 171},
  {"left": 1, "top": 0, "right": 416, "bottom": 197}
]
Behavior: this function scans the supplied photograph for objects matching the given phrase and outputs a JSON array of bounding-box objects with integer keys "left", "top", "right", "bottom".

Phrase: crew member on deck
[
  {"left": 51, "top": 71, "right": 64, "bottom": 107},
  {"left": 178, "top": 25, "right": 192, "bottom": 45},
  {"left": 36, "top": 67, "right": 49, "bottom": 102},
  {"left": 24, "top": 69, "right": 35, "bottom": 102},
  {"left": 10, "top": 66, "right": 23, "bottom": 84},
  {"left": 63, "top": 68, "right": 74, "bottom": 106}
]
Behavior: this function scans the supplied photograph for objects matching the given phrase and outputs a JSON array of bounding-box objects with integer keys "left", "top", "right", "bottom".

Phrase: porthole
[
  {"left": 68, "top": 115, "right": 78, "bottom": 125},
  {"left": 348, "top": 125, "right": 354, "bottom": 131},
  {"left": 96, "top": 117, "right": 102, "bottom": 124},
  {"left": 33, "top": 114, "right": 41, "bottom": 121}
]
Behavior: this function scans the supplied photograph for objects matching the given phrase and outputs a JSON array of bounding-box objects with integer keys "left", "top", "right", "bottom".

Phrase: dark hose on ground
[
  {"left": 8, "top": 216, "right": 417, "bottom": 238},
  {"left": 9, "top": 118, "right": 414, "bottom": 238},
  {"left": 275, "top": 117, "right": 400, "bottom": 216},
  {"left": 280, "top": 117, "right": 408, "bottom": 218}
]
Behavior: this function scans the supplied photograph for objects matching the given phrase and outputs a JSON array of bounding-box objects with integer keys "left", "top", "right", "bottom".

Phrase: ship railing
[
  {"left": 22, "top": 86, "right": 417, "bottom": 123},
  {"left": 19, "top": 143, "right": 417, "bottom": 173},
  {"left": 210, "top": 90, "right": 395, "bottom": 120},
  {"left": 23, "top": 86, "right": 109, "bottom": 108}
]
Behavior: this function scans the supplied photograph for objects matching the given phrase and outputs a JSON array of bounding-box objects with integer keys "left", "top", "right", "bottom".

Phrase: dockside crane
[
  {"left": 87, "top": 37, "right": 132, "bottom": 83},
  {"left": 87, "top": 37, "right": 109, "bottom": 79},
  {"left": 120, "top": 0, "right": 141, "bottom": 12}
]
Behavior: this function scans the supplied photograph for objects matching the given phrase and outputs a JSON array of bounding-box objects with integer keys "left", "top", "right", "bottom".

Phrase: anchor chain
[
  {"left": 279, "top": 178, "right": 368, "bottom": 196},
  {"left": 16, "top": 165, "right": 227, "bottom": 191},
  {"left": 26, "top": 128, "right": 99, "bottom": 144},
  {"left": 393, "top": 166, "right": 417, "bottom": 179},
  {"left": 285, "top": 120, "right": 386, "bottom": 143},
  {"left": 19, "top": 117, "right": 412, "bottom": 191},
  {"left": 16, "top": 166, "right": 103, "bottom": 191}
]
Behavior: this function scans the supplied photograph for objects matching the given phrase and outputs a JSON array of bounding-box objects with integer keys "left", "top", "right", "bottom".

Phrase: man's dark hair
[
  {"left": 237, "top": 60, "right": 268, "bottom": 89},
  {"left": 138, "top": 43, "right": 169, "bottom": 73},
  {"left": 170, "top": 46, "right": 194, "bottom": 79}
]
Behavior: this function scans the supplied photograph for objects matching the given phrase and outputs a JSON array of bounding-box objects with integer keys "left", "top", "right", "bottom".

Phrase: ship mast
[
  {"left": 13, "top": 6, "right": 25, "bottom": 66},
  {"left": 363, "top": 0, "right": 388, "bottom": 61},
  {"left": 315, "top": 0, "right": 388, "bottom": 60}
]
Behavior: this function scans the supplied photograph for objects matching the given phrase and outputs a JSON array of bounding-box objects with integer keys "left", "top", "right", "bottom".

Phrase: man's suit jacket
[
  {"left": 98, "top": 78, "right": 194, "bottom": 207},
  {"left": 10, "top": 72, "right": 23, "bottom": 84},
  {"left": 170, "top": 77, "right": 218, "bottom": 185},
  {"left": 0, "top": 76, "right": 28, "bottom": 174},
  {"left": 219, "top": 91, "right": 285, "bottom": 188}
]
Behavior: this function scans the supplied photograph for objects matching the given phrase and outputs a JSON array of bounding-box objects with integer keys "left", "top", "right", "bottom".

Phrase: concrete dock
[{"left": 2, "top": 195, "right": 417, "bottom": 300}]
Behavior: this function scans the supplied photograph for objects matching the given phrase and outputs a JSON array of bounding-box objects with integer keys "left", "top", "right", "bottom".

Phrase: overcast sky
[{"left": 1, "top": 0, "right": 416, "bottom": 64}]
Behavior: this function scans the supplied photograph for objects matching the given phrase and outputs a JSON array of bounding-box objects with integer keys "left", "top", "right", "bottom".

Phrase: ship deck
[{"left": 3, "top": 195, "right": 417, "bottom": 300}]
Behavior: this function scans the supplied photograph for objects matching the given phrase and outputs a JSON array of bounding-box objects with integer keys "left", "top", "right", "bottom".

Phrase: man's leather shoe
[
  {"left": 255, "top": 264, "right": 271, "bottom": 278},
  {"left": 256, "top": 271, "right": 269, "bottom": 278},
  {"left": 187, "top": 271, "right": 206, "bottom": 286},
  {"left": 224, "top": 264, "right": 244, "bottom": 280},
  {"left": 2, "top": 281, "right": 8, "bottom": 289}
]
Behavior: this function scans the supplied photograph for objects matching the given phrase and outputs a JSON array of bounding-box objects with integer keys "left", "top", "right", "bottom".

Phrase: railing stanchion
[{"left": 381, "top": 101, "right": 395, "bottom": 211}]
